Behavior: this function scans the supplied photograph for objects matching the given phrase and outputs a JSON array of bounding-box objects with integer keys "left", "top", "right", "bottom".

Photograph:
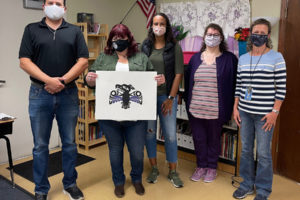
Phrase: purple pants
[{"left": 190, "top": 116, "right": 223, "bottom": 169}]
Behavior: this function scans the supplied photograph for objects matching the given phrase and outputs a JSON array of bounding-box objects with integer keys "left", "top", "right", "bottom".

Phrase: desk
[{"left": 0, "top": 119, "right": 15, "bottom": 187}]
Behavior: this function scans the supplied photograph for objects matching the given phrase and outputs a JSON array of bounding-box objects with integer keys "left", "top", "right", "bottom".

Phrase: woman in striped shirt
[
  {"left": 184, "top": 23, "right": 238, "bottom": 183},
  {"left": 232, "top": 19, "right": 286, "bottom": 200}
]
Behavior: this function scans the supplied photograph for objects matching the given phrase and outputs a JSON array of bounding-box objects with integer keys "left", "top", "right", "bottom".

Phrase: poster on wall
[
  {"left": 95, "top": 71, "right": 157, "bottom": 121},
  {"left": 23, "top": 0, "right": 44, "bottom": 10}
]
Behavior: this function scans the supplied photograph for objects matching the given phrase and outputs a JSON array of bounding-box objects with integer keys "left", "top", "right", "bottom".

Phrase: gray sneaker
[
  {"left": 146, "top": 166, "right": 159, "bottom": 183},
  {"left": 168, "top": 170, "right": 183, "bottom": 188}
]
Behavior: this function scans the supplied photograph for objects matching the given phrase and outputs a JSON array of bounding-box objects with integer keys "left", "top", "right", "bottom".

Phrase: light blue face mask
[{"left": 204, "top": 35, "right": 221, "bottom": 47}]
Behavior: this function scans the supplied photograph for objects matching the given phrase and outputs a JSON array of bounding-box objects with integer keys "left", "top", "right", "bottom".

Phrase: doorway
[{"left": 276, "top": 0, "right": 300, "bottom": 182}]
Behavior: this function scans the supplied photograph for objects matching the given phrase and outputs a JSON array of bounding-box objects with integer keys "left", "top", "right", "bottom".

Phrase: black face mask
[
  {"left": 112, "top": 39, "right": 129, "bottom": 52},
  {"left": 250, "top": 34, "right": 268, "bottom": 47}
]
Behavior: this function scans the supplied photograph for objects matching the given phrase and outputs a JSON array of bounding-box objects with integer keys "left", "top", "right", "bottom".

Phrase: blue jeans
[
  {"left": 99, "top": 120, "right": 146, "bottom": 186},
  {"left": 29, "top": 84, "right": 79, "bottom": 194},
  {"left": 146, "top": 95, "right": 178, "bottom": 163},
  {"left": 239, "top": 110, "right": 274, "bottom": 197}
]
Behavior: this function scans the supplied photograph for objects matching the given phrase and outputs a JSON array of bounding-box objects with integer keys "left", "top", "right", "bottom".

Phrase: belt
[{"left": 31, "top": 81, "right": 76, "bottom": 89}]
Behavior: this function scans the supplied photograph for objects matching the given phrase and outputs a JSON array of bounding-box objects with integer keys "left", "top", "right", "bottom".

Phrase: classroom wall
[
  {"left": 0, "top": 0, "right": 281, "bottom": 164},
  {"left": 68, "top": 0, "right": 148, "bottom": 43},
  {"left": 251, "top": 0, "right": 281, "bottom": 50},
  {"left": 68, "top": 0, "right": 281, "bottom": 49}
]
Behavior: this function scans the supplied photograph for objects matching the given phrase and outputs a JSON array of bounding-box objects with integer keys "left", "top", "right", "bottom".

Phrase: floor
[{"left": 0, "top": 145, "right": 299, "bottom": 200}]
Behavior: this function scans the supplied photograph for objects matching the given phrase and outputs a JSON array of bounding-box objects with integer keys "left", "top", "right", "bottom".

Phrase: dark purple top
[{"left": 184, "top": 51, "right": 238, "bottom": 123}]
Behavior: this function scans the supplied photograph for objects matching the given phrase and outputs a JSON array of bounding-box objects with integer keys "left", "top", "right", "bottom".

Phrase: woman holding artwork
[{"left": 85, "top": 24, "right": 163, "bottom": 198}]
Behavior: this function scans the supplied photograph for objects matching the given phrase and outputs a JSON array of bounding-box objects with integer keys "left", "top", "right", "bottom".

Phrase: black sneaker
[
  {"left": 63, "top": 185, "right": 84, "bottom": 200},
  {"left": 35, "top": 193, "right": 47, "bottom": 200},
  {"left": 233, "top": 187, "right": 254, "bottom": 199}
]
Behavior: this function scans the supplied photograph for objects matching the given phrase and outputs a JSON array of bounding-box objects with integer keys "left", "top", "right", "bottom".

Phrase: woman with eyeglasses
[
  {"left": 232, "top": 18, "right": 286, "bottom": 200},
  {"left": 184, "top": 23, "right": 238, "bottom": 183}
]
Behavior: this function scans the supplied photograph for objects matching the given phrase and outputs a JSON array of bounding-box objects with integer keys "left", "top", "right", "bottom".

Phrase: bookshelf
[
  {"left": 156, "top": 66, "right": 240, "bottom": 176},
  {"left": 75, "top": 22, "right": 108, "bottom": 150}
]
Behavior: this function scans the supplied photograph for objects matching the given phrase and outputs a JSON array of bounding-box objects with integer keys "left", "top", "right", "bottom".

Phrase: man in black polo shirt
[{"left": 19, "top": 0, "right": 88, "bottom": 200}]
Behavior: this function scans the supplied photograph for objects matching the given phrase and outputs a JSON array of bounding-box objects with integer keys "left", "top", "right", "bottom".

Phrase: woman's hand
[
  {"left": 233, "top": 107, "right": 241, "bottom": 127},
  {"left": 161, "top": 99, "right": 173, "bottom": 116},
  {"left": 155, "top": 74, "right": 165, "bottom": 86},
  {"left": 261, "top": 112, "right": 278, "bottom": 132},
  {"left": 86, "top": 72, "right": 98, "bottom": 87}
]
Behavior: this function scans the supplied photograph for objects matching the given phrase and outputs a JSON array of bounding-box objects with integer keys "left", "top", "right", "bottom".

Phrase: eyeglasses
[{"left": 206, "top": 34, "right": 220, "bottom": 37}]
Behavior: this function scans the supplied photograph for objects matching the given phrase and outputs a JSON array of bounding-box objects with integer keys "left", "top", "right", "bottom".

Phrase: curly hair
[
  {"left": 104, "top": 24, "right": 138, "bottom": 57},
  {"left": 247, "top": 18, "right": 273, "bottom": 51},
  {"left": 146, "top": 13, "right": 176, "bottom": 44},
  {"left": 200, "top": 23, "right": 228, "bottom": 53}
]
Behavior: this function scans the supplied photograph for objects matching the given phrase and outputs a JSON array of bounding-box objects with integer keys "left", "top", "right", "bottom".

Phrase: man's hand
[{"left": 44, "top": 77, "right": 65, "bottom": 94}]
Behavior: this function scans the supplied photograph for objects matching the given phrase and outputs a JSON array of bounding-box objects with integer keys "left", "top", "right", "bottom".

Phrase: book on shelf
[
  {"left": 79, "top": 100, "right": 86, "bottom": 119},
  {"left": 88, "top": 23, "right": 100, "bottom": 34},
  {"left": 78, "top": 122, "right": 85, "bottom": 141},
  {"left": 220, "top": 131, "right": 237, "bottom": 161},
  {"left": 88, "top": 102, "right": 95, "bottom": 119}
]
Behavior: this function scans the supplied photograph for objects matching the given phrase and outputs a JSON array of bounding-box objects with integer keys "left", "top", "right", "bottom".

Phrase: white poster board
[{"left": 95, "top": 71, "right": 157, "bottom": 120}]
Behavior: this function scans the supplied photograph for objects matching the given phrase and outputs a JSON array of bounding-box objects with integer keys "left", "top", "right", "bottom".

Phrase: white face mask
[
  {"left": 153, "top": 26, "right": 166, "bottom": 37},
  {"left": 204, "top": 35, "right": 221, "bottom": 47},
  {"left": 44, "top": 5, "right": 65, "bottom": 21}
]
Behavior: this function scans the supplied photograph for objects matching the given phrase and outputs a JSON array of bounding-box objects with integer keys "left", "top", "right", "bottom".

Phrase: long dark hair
[
  {"left": 147, "top": 13, "right": 176, "bottom": 44},
  {"left": 200, "top": 23, "right": 227, "bottom": 53},
  {"left": 247, "top": 18, "right": 273, "bottom": 51},
  {"left": 104, "top": 24, "right": 138, "bottom": 57}
]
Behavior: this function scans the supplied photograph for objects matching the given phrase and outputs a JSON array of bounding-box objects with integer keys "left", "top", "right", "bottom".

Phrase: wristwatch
[
  {"left": 272, "top": 109, "right": 279, "bottom": 114},
  {"left": 168, "top": 95, "right": 174, "bottom": 100}
]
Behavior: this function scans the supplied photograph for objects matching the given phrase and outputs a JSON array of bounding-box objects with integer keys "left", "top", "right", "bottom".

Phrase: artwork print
[
  {"left": 95, "top": 71, "right": 157, "bottom": 121},
  {"left": 109, "top": 84, "right": 143, "bottom": 109}
]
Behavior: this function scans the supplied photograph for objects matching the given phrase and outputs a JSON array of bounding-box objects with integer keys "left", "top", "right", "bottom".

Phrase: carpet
[
  {"left": 0, "top": 175, "right": 34, "bottom": 199},
  {"left": 11, "top": 151, "right": 95, "bottom": 183}
]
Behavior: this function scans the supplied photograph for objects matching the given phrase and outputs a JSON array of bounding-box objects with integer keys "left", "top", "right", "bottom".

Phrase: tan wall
[
  {"left": 68, "top": 0, "right": 148, "bottom": 43},
  {"left": 251, "top": 0, "right": 281, "bottom": 50}
]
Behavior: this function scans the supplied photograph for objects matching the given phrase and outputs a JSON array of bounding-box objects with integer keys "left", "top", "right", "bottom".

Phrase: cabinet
[
  {"left": 156, "top": 78, "right": 240, "bottom": 176},
  {"left": 75, "top": 22, "right": 108, "bottom": 150}
]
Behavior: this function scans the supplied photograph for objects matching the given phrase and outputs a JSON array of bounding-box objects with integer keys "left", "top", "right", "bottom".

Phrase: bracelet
[{"left": 272, "top": 109, "right": 279, "bottom": 114}]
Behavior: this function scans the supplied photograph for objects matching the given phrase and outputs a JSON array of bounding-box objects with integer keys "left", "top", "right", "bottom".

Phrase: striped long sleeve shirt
[{"left": 235, "top": 50, "right": 286, "bottom": 115}]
